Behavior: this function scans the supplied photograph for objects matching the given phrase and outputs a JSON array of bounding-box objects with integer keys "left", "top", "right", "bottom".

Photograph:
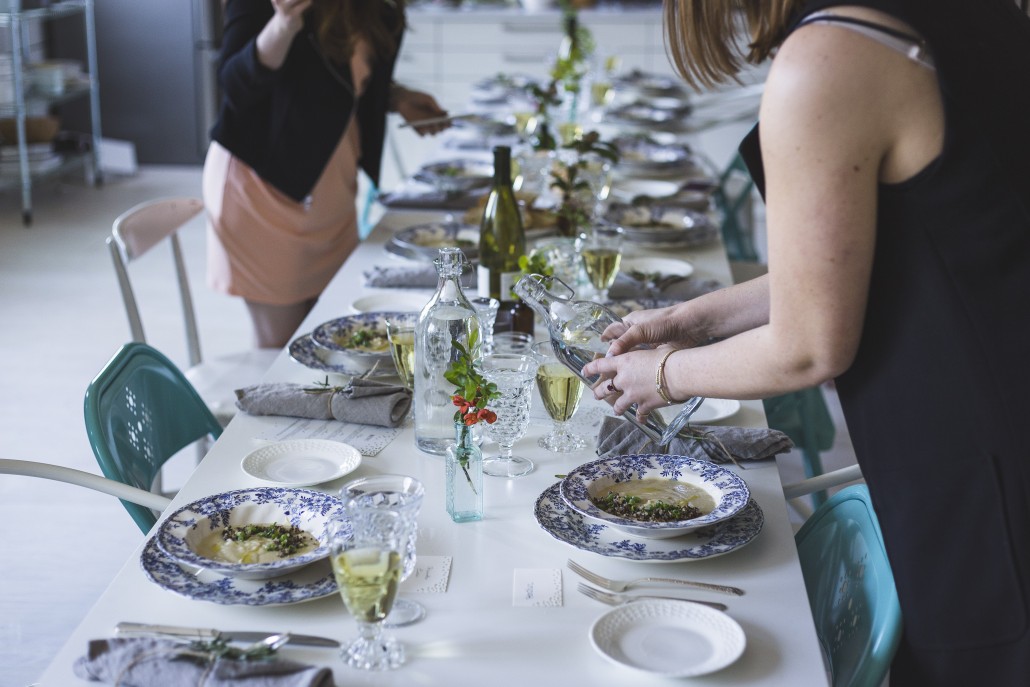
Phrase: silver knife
[{"left": 114, "top": 622, "right": 340, "bottom": 648}]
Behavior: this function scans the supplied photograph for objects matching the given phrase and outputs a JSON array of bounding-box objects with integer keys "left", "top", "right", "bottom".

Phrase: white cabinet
[
  {"left": 395, "top": 8, "right": 670, "bottom": 110},
  {"left": 0, "top": 0, "right": 101, "bottom": 226}
]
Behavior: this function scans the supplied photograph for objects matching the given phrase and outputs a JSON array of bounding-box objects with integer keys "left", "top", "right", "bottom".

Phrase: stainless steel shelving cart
[{"left": 0, "top": 0, "right": 102, "bottom": 226}]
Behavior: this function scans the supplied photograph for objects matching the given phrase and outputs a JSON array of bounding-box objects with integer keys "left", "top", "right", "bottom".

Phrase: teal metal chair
[
  {"left": 713, "top": 152, "right": 760, "bottom": 263},
  {"left": 83, "top": 342, "right": 223, "bottom": 533},
  {"left": 795, "top": 484, "right": 902, "bottom": 687},
  {"left": 764, "top": 386, "right": 837, "bottom": 508}
]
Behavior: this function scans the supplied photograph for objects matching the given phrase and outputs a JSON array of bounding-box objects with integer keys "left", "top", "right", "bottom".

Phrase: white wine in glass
[
  {"left": 578, "top": 222, "right": 624, "bottom": 302},
  {"left": 532, "top": 341, "right": 587, "bottom": 452},
  {"left": 386, "top": 324, "right": 415, "bottom": 390}
]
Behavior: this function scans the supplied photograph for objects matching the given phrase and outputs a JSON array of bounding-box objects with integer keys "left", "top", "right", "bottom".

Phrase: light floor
[{"left": 0, "top": 165, "right": 857, "bottom": 686}]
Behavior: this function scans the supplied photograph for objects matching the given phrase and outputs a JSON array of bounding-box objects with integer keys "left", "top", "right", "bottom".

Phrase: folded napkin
[
  {"left": 235, "top": 379, "right": 411, "bottom": 428},
  {"left": 74, "top": 637, "right": 333, "bottom": 687},
  {"left": 596, "top": 416, "right": 794, "bottom": 464},
  {"left": 364, "top": 263, "right": 478, "bottom": 289},
  {"left": 608, "top": 273, "right": 723, "bottom": 301},
  {"left": 378, "top": 187, "right": 487, "bottom": 211}
]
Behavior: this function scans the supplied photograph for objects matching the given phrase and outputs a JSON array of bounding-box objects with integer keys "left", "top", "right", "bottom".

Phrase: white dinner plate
[
  {"left": 350, "top": 292, "right": 428, "bottom": 314},
  {"left": 620, "top": 257, "right": 695, "bottom": 280},
  {"left": 609, "top": 179, "right": 679, "bottom": 203},
  {"left": 670, "top": 398, "right": 742, "bottom": 424},
  {"left": 589, "top": 599, "right": 746, "bottom": 677},
  {"left": 241, "top": 439, "right": 361, "bottom": 487}
]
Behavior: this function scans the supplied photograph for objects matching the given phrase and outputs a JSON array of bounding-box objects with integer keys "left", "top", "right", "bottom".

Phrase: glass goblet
[
  {"left": 329, "top": 511, "right": 405, "bottom": 671},
  {"left": 578, "top": 221, "right": 624, "bottom": 302},
  {"left": 474, "top": 352, "right": 540, "bottom": 478},
  {"left": 340, "top": 474, "right": 425, "bottom": 627},
  {"left": 531, "top": 341, "right": 586, "bottom": 452},
  {"left": 490, "top": 330, "right": 534, "bottom": 355},
  {"left": 469, "top": 296, "right": 500, "bottom": 355}
]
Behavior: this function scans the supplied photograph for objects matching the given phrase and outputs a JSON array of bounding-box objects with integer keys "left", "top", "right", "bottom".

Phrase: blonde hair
[
  {"left": 662, "top": 0, "right": 801, "bottom": 88},
  {"left": 311, "top": 0, "right": 406, "bottom": 64}
]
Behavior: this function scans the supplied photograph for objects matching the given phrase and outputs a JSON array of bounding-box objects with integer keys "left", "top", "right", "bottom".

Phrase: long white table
[{"left": 40, "top": 209, "right": 828, "bottom": 686}]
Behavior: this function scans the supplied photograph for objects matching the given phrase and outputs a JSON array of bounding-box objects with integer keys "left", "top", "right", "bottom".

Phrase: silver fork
[
  {"left": 577, "top": 583, "right": 729, "bottom": 611},
  {"left": 567, "top": 559, "right": 745, "bottom": 597}
]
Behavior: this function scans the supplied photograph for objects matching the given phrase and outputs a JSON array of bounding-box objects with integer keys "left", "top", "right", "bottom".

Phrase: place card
[
  {"left": 401, "top": 556, "right": 452, "bottom": 594},
  {"left": 512, "top": 568, "right": 562, "bottom": 608}
]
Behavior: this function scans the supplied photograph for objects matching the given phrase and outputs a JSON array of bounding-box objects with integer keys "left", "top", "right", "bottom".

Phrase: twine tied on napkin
[
  {"left": 73, "top": 637, "right": 334, "bottom": 687},
  {"left": 235, "top": 379, "right": 411, "bottom": 428},
  {"left": 595, "top": 416, "right": 794, "bottom": 466}
]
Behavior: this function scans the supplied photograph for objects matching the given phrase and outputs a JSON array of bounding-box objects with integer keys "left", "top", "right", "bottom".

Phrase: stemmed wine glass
[
  {"left": 578, "top": 222, "right": 624, "bottom": 302},
  {"left": 340, "top": 474, "right": 425, "bottom": 628},
  {"left": 474, "top": 352, "right": 540, "bottom": 477},
  {"left": 329, "top": 510, "right": 405, "bottom": 671},
  {"left": 531, "top": 341, "right": 586, "bottom": 452},
  {"left": 385, "top": 318, "right": 415, "bottom": 421}
]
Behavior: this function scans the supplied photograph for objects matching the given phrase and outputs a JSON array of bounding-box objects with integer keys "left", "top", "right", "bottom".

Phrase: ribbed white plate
[
  {"left": 241, "top": 439, "right": 361, "bottom": 487},
  {"left": 679, "top": 398, "right": 741, "bottom": 424},
  {"left": 589, "top": 600, "right": 746, "bottom": 677},
  {"left": 350, "top": 292, "right": 428, "bottom": 314}
]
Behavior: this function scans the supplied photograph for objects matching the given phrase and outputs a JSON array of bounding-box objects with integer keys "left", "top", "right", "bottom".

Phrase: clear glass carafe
[
  {"left": 514, "top": 273, "right": 704, "bottom": 447},
  {"left": 414, "top": 248, "right": 481, "bottom": 455}
]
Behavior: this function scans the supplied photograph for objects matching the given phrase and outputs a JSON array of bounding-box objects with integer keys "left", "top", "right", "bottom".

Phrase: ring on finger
[{"left": 606, "top": 381, "right": 620, "bottom": 393}]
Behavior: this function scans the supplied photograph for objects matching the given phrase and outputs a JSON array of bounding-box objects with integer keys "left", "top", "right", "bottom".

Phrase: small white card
[
  {"left": 512, "top": 568, "right": 562, "bottom": 607},
  {"left": 400, "top": 556, "right": 452, "bottom": 594}
]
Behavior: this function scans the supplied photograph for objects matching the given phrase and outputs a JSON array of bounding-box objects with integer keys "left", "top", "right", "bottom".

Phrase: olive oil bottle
[{"left": 478, "top": 145, "right": 533, "bottom": 334}]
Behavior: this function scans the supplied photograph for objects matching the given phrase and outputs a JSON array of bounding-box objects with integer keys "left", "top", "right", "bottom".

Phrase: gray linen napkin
[
  {"left": 235, "top": 379, "right": 411, "bottom": 428},
  {"left": 596, "top": 416, "right": 793, "bottom": 464},
  {"left": 608, "top": 273, "right": 723, "bottom": 301},
  {"left": 364, "top": 263, "right": 477, "bottom": 289},
  {"left": 73, "top": 637, "right": 334, "bottom": 687}
]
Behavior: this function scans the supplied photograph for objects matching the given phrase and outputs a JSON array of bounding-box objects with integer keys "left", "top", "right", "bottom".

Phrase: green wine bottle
[{"left": 478, "top": 146, "right": 533, "bottom": 334}]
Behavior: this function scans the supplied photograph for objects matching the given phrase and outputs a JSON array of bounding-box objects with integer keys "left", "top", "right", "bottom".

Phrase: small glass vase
[{"left": 446, "top": 423, "right": 484, "bottom": 523}]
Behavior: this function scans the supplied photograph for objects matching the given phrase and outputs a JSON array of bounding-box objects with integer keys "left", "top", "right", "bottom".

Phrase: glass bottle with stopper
[
  {"left": 478, "top": 145, "right": 533, "bottom": 335},
  {"left": 514, "top": 273, "right": 705, "bottom": 447},
  {"left": 414, "top": 247, "right": 481, "bottom": 455}
]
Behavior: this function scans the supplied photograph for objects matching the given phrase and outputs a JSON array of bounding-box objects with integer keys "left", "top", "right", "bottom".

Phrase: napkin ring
[{"left": 655, "top": 349, "right": 679, "bottom": 405}]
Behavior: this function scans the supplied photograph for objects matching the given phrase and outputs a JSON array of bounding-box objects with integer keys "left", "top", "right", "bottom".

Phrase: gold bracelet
[{"left": 655, "top": 349, "right": 679, "bottom": 405}]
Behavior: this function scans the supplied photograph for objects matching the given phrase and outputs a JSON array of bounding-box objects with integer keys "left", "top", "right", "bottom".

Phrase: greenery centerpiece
[{"left": 550, "top": 130, "right": 620, "bottom": 238}]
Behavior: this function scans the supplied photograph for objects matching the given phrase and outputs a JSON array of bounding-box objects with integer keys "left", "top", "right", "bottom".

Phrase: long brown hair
[
  {"left": 311, "top": 0, "right": 407, "bottom": 64},
  {"left": 663, "top": 0, "right": 801, "bottom": 88}
]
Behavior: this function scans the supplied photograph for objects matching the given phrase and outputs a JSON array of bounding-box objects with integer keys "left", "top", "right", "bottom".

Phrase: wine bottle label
[{"left": 477, "top": 266, "right": 522, "bottom": 301}]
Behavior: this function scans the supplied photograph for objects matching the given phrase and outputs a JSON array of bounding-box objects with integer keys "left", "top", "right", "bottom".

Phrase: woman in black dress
[{"left": 582, "top": 1, "right": 1030, "bottom": 683}]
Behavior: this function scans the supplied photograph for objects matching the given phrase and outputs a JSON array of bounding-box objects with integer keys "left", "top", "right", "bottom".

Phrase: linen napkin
[
  {"left": 364, "top": 263, "right": 477, "bottom": 289},
  {"left": 73, "top": 637, "right": 333, "bottom": 687},
  {"left": 608, "top": 273, "right": 723, "bottom": 301},
  {"left": 595, "top": 416, "right": 794, "bottom": 464},
  {"left": 235, "top": 379, "right": 411, "bottom": 428}
]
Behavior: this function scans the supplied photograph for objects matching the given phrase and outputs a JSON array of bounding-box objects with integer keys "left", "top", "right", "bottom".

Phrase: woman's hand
[
  {"left": 393, "top": 87, "right": 450, "bottom": 136},
  {"left": 601, "top": 304, "right": 711, "bottom": 356},
  {"left": 257, "top": 0, "right": 312, "bottom": 70},
  {"left": 583, "top": 345, "right": 678, "bottom": 422}
]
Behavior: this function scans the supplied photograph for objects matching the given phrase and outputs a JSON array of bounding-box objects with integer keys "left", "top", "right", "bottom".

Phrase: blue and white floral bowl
[
  {"left": 156, "top": 487, "right": 346, "bottom": 581},
  {"left": 560, "top": 454, "right": 750, "bottom": 539},
  {"left": 311, "top": 311, "right": 418, "bottom": 374}
]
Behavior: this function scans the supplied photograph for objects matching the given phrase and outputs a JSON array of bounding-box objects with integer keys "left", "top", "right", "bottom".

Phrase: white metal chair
[
  {"left": 107, "top": 197, "right": 279, "bottom": 426},
  {"left": 0, "top": 459, "right": 172, "bottom": 523}
]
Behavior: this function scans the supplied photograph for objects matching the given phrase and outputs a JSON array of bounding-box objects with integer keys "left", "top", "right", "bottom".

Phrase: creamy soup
[
  {"left": 196, "top": 523, "right": 318, "bottom": 565},
  {"left": 591, "top": 478, "right": 715, "bottom": 522}
]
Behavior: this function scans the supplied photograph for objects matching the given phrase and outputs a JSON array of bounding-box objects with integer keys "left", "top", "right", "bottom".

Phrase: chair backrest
[
  {"left": 795, "top": 484, "right": 902, "bottom": 687},
  {"left": 83, "top": 342, "right": 222, "bottom": 532},
  {"left": 713, "top": 153, "right": 760, "bottom": 262},
  {"left": 765, "top": 386, "right": 837, "bottom": 507},
  {"left": 107, "top": 197, "right": 205, "bottom": 368}
]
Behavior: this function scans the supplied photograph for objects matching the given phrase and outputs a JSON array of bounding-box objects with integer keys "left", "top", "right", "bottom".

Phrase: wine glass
[
  {"left": 340, "top": 474, "right": 425, "bottom": 628},
  {"left": 474, "top": 352, "right": 539, "bottom": 478},
  {"left": 578, "top": 222, "right": 624, "bottom": 302},
  {"left": 329, "top": 510, "right": 405, "bottom": 671},
  {"left": 531, "top": 341, "right": 586, "bottom": 452},
  {"left": 490, "top": 330, "right": 534, "bottom": 355}
]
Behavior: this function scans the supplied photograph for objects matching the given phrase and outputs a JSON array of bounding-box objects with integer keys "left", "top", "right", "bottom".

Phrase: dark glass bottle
[{"left": 477, "top": 146, "right": 533, "bottom": 334}]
